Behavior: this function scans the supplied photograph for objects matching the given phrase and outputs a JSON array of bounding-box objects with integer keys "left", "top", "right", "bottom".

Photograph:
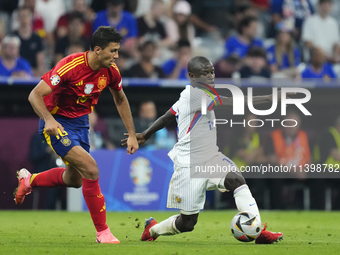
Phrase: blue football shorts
[{"left": 39, "top": 114, "right": 90, "bottom": 163}]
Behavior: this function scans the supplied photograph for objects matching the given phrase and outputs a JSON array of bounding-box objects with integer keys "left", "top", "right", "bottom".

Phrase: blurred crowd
[{"left": 0, "top": 0, "right": 340, "bottom": 81}]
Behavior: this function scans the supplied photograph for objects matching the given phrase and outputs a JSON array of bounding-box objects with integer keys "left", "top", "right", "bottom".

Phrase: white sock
[
  {"left": 233, "top": 184, "right": 261, "bottom": 222},
  {"left": 149, "top": 214, "right": 181, "bottom": 238}
]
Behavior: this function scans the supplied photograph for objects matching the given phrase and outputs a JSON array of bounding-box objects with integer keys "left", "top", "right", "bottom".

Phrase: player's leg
[
  {"left": 142, "top": 165, "right": 205, "bottom": 241},
  {"left": 174, "top": 213, "right": 198, "bottom": 232},
  {"left": 224, "top": 171, "right": 261, "bottom": 222},
  {"left": 29, "top": 164, "right": 83, "bottom": 188},
  {"left": 14, "top": 127, "right": 84, "bottom": 204},
  {"left": 63, "top": 146, "right": 119, "bottom": 243},
  {"left": 142, "top": 213, "right": 199, "bottom": 241},
  {"left": 219, "top": 158, "right": 283, "bottom": 244}
]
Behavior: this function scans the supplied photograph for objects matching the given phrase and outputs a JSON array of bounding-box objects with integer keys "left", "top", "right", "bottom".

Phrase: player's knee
[
  {"left": 224, "top": 172, "right": 246, "bottom": 192},
  {"left": 86, "top": 168, "right": 99, "bottom": 180},
  {"left": 72, "top": 179, "right": 83, "bottom": 188},
  {"left": 82, "top": 160, "right": 99, "bottom": 180}
]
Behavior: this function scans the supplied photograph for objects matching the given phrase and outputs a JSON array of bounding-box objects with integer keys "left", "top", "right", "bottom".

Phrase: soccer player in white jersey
[{"left": 123, "top": 56, "right": 283, "bottom": 244}]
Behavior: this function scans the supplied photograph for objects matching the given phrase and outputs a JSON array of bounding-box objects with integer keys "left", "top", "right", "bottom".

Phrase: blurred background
[{"left": 0, "top": 0, "right": 340, "bottom": 212}]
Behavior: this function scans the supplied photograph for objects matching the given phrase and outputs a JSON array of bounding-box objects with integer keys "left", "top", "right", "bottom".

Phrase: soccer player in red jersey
[{"left": 14, "top": 26, "right": 139, "bottom": 244}]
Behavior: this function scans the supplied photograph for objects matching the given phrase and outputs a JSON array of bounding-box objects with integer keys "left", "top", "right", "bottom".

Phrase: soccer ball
[{"left": 230, "top": 211, "right": 262, "bottom": 242}]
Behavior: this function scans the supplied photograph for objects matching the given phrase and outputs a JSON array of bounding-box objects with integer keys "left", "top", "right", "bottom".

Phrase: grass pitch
[{"left": 0, "top": 210, "right": 339, "bottom": 255}]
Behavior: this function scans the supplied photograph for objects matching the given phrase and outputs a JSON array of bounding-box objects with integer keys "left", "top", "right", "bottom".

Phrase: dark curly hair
[{"left": 90, "top": 26, "right": 123, "bottom": 50}]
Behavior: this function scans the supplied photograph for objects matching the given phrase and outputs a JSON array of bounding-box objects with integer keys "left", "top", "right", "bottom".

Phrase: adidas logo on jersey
[{"left": 75, "top": 80, "right": 83, "bottom": 86}]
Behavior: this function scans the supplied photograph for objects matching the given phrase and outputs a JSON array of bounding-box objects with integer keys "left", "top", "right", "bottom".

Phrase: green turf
[{"left": 0, "top": 210, "right": 339, "bottom": 255}]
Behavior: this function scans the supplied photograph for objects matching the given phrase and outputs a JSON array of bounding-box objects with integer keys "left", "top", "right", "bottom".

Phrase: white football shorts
[{"left": 166, "top": 152, "right": 240, "bottom": 214}]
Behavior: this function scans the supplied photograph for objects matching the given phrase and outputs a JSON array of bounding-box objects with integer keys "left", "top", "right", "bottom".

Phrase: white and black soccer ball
[{"left": 230, "top": 211, "right": 262, "bottom": 242}]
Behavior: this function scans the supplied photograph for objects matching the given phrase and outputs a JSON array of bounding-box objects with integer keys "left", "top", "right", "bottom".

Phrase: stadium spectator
[
  {"left": 224, "top": 16, "right": 264, "bottom": 59},
  {"left": 239, "top": 47, "right": 271, "bottom": 79},
  {"left": 107, "top": 100, "right": 175, "bottom": 149},
  {"left": 0, "top": 35, "right": 32, "bottom": 78},
  {"left": 35, "top": 0, "right": 66, "bottom": 34},
  {"left": 136, "top": 101, "right": 176, "bottom": 150},
  {"left": 14, "top": 7, "right": 45, "bottom": 77},
  {"left": 56, "top": 0, "right": 95, "bottom": 39},
  {"left": 11, "top": 0, "right": 46, "bottom": 38},
  {"left": 165, "top": 0, "right": 195, "bottom": 45},
  {"left": 224, "top": 113, "right": 267, "bottom": 208},
  {"left": 302, "top": 0, "right": 340, "bottom": 63},
  {"left": 162, "top": 39, "right": 191, "bottom": 79},
  {"left": 232, "top": 2, "right": 265, "bottom": 39},
  {"left": 89, "top": 110, "right": 115, "bottom": 151},
  {"left": 264, "top": 110, "right": 311, "bottom": 209},
  {"left": 249, "top": 0, "right": 270, "bottom": 10},
  {"left": 228, "top": 113, "right": 266, "bottom": 168},
  {"left": 189, "top": 0, "right": 234, "bottom": 37},
  {"left": 267, "top": 21, "right": 301, "bottom": 79},
  {"left": 114, "top": 50, "right": 132, "bottom": 77},
  {"left": 267, "top": 111, "right": 310, "bottom": 170},
  {"left": 0, "top": 0, "right": 18, "bottom": 40},
  {"left": 270, "top": 0, "right": 314, "bottom": 40},
  {"left": 65, "top": 40, "right": 86, "bottom": 55},
  {"left": 313, "top": 115, "right": 340, "bottom": 210},
  {"left": 314, "top": 115, "right": 340, "bottom": 169},
  {"left": 54, "top": 12, "right": 89, "bottom": 63},
  {"left": 93, "top": 0, "right": 137, "bottom": 57},
  {"left": 127, "top": 41, "right": 166, "bottom": 78},
  {"left": 137, "top": 0, "right": 169, "bottom": 46},
  {"left": 301, "top": 47, "right": 337, "bottom": 80},
  {"left": 0, "top": 16, "right": 7, "bottom": 42},
  {"left": 214, "top": 55, "right": 242, "bottom": 78}
]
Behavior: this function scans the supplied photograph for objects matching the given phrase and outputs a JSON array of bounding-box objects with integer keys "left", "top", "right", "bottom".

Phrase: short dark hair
[
  {"left": 319, "top": 0, "right": 332, "bottom": 4},
  {"left": 68, "top": 11, "right": 85, "bottom": 24},
  {"left": 18, "top": 6, "right": 33, "bottom": 16},
  {"left": 68, "top": 39, "right": 86, "bottom": 50},
  {"left": 139, "top": 40, "right": 156, "bottom": 51},
  {"left": 188, "top": 56, "right": 211, "bottom": 74},
  {"left": 237, "top": 16, "right": 258, "bottom": 34},
  {"left": 90, "top": 26, "right": 123, "bottom": 50},
  {"left": 246, "top": 47, "right": 267, "bottom": 60},
  {"left": 234, "top": 2, "right": 251, "bottom": 15},
  {"left": 178, "top": 39, "right": 191, "bottom": 48},
  {"left": 106, "top": 0, "right": 124, "bottom": 6}
]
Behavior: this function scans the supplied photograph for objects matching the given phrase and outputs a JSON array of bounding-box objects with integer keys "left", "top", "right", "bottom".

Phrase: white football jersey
[{"left": 168, "top": 85, "right": 219, "bottom": 167}]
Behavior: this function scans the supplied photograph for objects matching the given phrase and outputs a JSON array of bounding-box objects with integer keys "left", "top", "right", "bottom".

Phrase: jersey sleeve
[
  {"left": 170, "top": 100, "right": 179, "bottom": 116},
  {"left": 41, "top": 57, "right": 70, "bottom": 90},
  {"left": 108, "top": 64, "right": 123, "bottom": 91}
]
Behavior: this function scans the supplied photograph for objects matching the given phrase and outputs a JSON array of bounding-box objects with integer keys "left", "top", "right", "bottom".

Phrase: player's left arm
[
  {"left": 122, "top": 110, "right": 176, "bottom": 146},
  {"left": 212, "top": 95, "right": 271, "bottom": 110},
  {"left": 109, "top": 87, "right": 138, "bottom": 155},
  {"left": 213, "top": 89, "right": 294, "bottom": 109}
]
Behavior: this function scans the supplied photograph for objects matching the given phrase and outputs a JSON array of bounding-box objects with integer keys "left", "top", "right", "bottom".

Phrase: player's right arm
[
  {"left": 122, "top": 110, "right": 176, "bottom": 146},
  {"left": 28, "top": 80, "right": 64, "bottom": 136}
]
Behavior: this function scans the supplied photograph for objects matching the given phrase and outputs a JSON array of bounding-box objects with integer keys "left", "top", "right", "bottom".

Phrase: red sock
[
  {"left": 82, "top": 178, "right": 108, "bottom": 232},
  {"left": 30, "top": 167, "right": 66, "bottom": 188}
]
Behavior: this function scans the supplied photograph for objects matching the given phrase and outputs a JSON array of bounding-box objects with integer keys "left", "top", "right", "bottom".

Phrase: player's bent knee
[
  {"left": 224, "top": 171, "right": 246, "bottom": 192},
  {"left": 72, "top": 179, "right": 83, "bottom": 188},
  {"left": 85, "top": 168, "right": 99, "bottom": 180},
  {"left": 79, "top": 159, "right": 99, "bottom": 180}
]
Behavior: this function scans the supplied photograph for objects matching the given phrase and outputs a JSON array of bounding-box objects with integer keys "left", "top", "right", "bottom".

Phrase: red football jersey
[{"left": 41, "top": 51, "right": 122, "bottom": 118}]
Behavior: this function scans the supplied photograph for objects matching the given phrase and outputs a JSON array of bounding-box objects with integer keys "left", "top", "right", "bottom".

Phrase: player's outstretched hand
[
  {"left": 122, "top": 133, "right": 146, "bottom": 146},
  {"left": 126, "top": 135, "right": 139, "bottom": 155},
  {"left": 44, "top": 118, "right": 65, "bottom": 137}
]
